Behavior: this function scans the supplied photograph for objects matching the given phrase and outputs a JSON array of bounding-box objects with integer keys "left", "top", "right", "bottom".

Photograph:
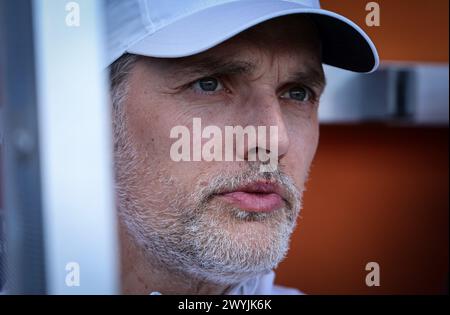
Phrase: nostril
[{"left": 246, "top": 146, "right": 273, "bottom": 162}]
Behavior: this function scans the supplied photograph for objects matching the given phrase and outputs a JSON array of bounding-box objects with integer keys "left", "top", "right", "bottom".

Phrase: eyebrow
[
  {"left": 165, "top": 55, "right": 326, "bottom": 91},
  {"left": 166, "top": 56, "right": 256, "bottom": 79},
  {"left": 288, "top": 68, "right": 327, "bottom": 93}
]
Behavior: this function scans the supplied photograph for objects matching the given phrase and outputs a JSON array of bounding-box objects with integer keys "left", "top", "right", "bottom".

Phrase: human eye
[
  {"left": 191, "top": 77, "right": 224, "bottom": 94},
  {"left": 280, "top": 86, "right": 313, "bottom": 103}
]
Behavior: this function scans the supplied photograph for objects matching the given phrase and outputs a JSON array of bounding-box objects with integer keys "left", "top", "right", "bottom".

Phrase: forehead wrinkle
[
  {"left": 240, "top": 50, "right": 325, "bottom": 90},
  {"left": 144, "top": 36, "right": 324, "bottom": 90},
  {"left": 162, "top": 55, "right": 257, "bottom": 81}
]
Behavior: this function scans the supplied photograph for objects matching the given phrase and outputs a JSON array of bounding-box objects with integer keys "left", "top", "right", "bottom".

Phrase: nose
[{"left": 238, "top": 91, "right": 290, "bottom": 163}]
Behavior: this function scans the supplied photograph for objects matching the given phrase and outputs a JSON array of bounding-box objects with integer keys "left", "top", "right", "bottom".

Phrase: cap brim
[{"left": 126, "top": 0, "right": 379, "bottom": 73}]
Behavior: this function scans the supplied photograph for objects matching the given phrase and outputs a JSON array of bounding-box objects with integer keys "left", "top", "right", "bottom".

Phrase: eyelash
[{"left": 187, "top": 76, "right": 317, "bottom": 103}]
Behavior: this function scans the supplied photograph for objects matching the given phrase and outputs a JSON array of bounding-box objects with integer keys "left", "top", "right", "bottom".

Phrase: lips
[{"left": 215, "top": 181, "right": 287, "bottom": 212}]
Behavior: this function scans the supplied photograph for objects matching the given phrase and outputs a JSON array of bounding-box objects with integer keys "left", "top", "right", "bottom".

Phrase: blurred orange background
[
  {"left": 275, "top": 0, "right": 449, "bottom": 294},
  {"left": 322, "top": 0, "right": 449, "bottom": 62}
]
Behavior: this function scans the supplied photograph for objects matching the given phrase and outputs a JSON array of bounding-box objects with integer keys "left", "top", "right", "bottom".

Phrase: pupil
[{"left": 200, "top": 78, "right": 218, "bottom": 91}]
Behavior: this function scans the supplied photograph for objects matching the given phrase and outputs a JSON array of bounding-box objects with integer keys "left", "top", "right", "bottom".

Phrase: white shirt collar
[{"left": 150, "top": 271, "right": 302, "bottom": 295}]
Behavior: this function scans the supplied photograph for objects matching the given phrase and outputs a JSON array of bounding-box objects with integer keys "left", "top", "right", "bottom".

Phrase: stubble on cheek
[{"left": 116, "top": 137, "right": 305, "bottom": 280}]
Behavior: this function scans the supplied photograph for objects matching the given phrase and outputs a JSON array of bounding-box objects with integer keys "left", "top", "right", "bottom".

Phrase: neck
[{"left": 119, "top": 221, "right": 231, "bottom": 295}]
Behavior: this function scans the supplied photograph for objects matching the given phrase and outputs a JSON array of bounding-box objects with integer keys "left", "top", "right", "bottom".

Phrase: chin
[{"left": 179, "top": 210, "right": 294, "bottom": 284}]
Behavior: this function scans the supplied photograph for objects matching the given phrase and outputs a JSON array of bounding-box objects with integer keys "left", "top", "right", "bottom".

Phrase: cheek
[
  {"left": 124, "top": 102, "right": 210, "bottom": 188},
  {"left": 284, "top": 119, "right": 319, "bottom": 181},
  {"left": 121, "top": 66, "right": 211, "bottom": 190}
]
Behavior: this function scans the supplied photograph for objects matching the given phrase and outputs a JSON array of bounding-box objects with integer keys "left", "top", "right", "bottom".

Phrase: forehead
[
  {"left": 146, "top": 15, "right": 323, "bottom": 77},
  {"left": 237, "top": 15, "right": 320, "bottom": 43},
  {"left": 203, "top": 15, "right": 321, "bottom": 64}
]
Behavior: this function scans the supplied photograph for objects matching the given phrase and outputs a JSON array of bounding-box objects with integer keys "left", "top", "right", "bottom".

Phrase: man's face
[{"left": 114, "top": 16, "right": 325, "bottom": 283}]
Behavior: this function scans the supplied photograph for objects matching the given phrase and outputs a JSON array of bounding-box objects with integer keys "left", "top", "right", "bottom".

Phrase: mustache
[{"left": 194, "top": 164, "right": 301, "bottom": 210}]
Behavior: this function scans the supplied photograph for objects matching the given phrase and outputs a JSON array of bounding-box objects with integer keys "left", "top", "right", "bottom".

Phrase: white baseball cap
[{"left": 105, "top": 0, "right": 379, "bottom": 73}]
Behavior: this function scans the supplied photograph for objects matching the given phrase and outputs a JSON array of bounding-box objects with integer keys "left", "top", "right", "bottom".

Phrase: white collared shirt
[{"left": 150, "top": 271, "right": 302, "bottom": 295}]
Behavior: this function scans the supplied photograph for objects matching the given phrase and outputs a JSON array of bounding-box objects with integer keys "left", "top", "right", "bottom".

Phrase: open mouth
[{"left": 215, "top": 181, "right": 288, "bottom": 213}]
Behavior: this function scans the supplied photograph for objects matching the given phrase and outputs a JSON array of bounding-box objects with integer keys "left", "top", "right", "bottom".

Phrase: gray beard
[
  {"left": 116, "top": 164, "right": 303, "bottom": 285},
  {"left": 114, "top": 120, "right": 304, "bottom": 285}
]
